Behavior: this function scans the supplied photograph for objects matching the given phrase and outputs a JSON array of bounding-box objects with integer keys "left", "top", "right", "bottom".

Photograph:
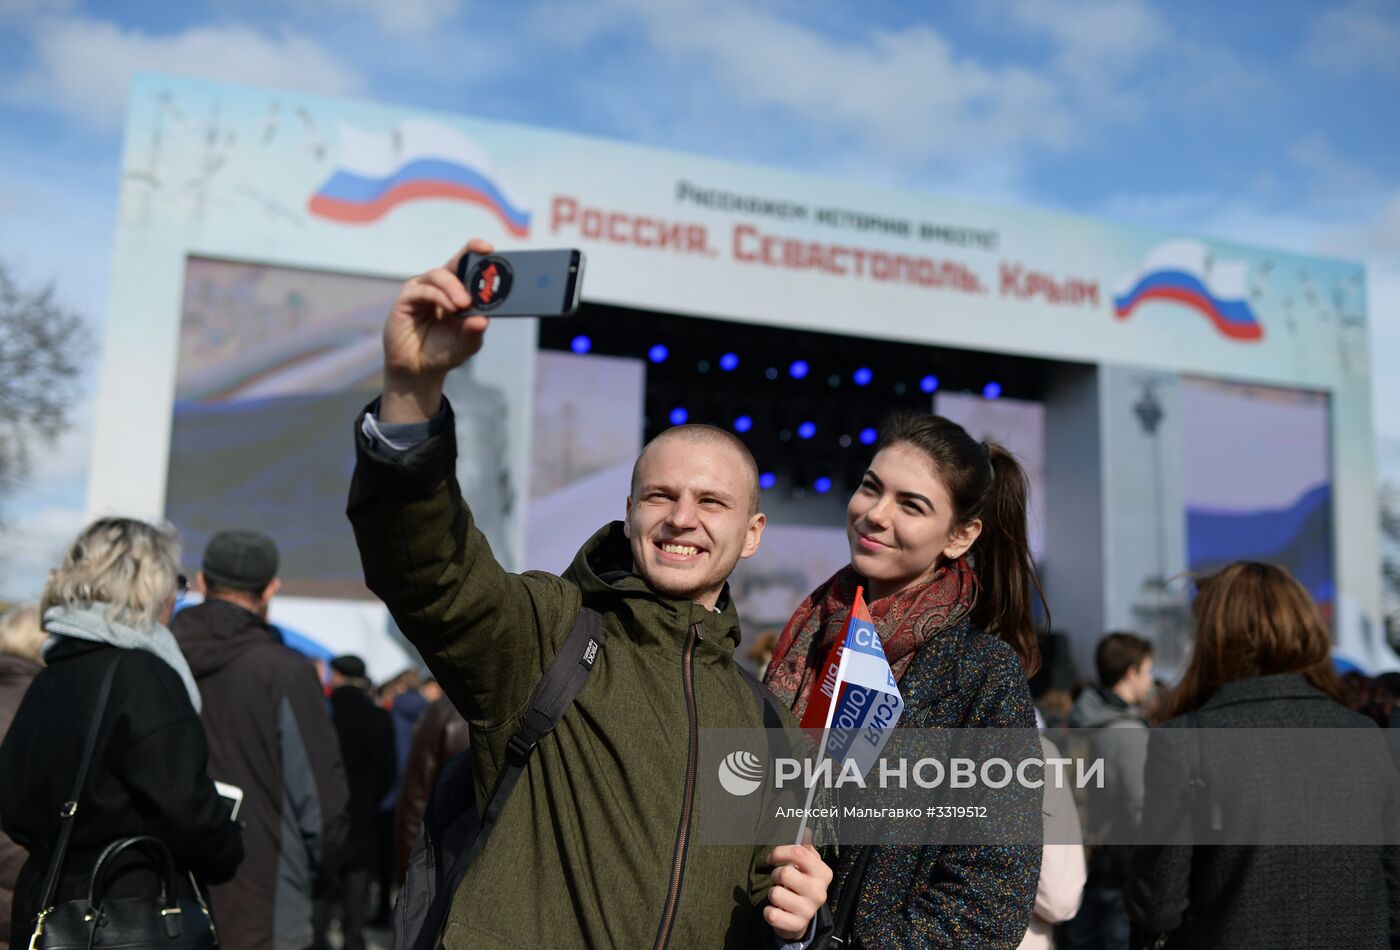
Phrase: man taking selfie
[{"left": 347, "top": 239, "right": 831, "bottom": 948}]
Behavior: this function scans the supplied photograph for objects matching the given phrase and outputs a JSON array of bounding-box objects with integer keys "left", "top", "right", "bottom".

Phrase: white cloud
[
  {"left": 532, "top": 0, "right": 1075, "bottom": 174},
  {"left": 8, "top": 16, "right": 366, "bottom": 130},
  {"left": 990, "top": 0, "right": 1267, "bottom": 123},
  {"left": 1005, "top": 0, "right": 1165, "bottom": 78},
  {"left": 313, "top": 0, "right": 458, "bottom": 36},
  {"left": 1290, "top": 135, "right": 1388, "bottom": 199},
  {"left": 525, "top": 0, "right": 1266, "bottom": 187},
  {"left": 1306, "top": 1, "right": 1400, "bottom": 81}
]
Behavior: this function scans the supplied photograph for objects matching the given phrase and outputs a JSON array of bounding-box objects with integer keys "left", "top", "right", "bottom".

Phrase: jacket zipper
[{"left": 653, "top": 621, "right": 702, "bottom": 950}]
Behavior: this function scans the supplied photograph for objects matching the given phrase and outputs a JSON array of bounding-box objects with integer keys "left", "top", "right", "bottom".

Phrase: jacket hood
[
  {"left": 1070, "top": 684, "right": 1143, "bottom": 728},
  {"left": 171, "top": 599, "right": 284, "bottom": 678},
  {"left": 563, "top": 520, "right": 743, "bottom": 655}
]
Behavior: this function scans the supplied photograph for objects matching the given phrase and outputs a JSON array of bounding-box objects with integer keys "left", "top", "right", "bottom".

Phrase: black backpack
[{"left": 393, "top": 607, "right": 786, "bottom": 950}]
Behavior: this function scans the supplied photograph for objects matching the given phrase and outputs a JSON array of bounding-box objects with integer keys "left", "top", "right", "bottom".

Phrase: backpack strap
[
  {"left": 735, "top": 664, "right": 785, "bottom": 732},
  {"left": 412, "top": 607, "right": 605, "bottom": 950},
  {"left": 827, "top": 844, "right": 874, "bottom": 946}
]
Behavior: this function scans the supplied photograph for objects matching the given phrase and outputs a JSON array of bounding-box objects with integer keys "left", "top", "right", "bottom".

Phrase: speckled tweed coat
[{"left": 835, "top": 617, "right": 1041, "bottom": 948}]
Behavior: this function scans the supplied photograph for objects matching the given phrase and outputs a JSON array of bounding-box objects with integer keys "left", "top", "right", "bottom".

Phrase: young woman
[
  {"left": 1127, "top": 561, "right": 1399, "bottom": 949},
  {"left": 764, "top": 410, "right": 1046, "bottom": 947}
]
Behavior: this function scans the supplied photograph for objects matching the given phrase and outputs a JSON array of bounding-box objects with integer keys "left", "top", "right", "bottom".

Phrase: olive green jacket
[{"left": 348, "top": 405, "right": 786, "bottom": 948}]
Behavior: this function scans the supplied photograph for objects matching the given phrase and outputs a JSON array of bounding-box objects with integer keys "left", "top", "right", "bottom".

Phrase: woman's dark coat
[
  {"left": 1127, "top": 673, "right": 1400, "bottom": 949},
  {"left": 836, "top": 618, "right": 1042, "bottom": 948},
  {"left": 0, "top": 639, "right": 243, "bottom": 939}
]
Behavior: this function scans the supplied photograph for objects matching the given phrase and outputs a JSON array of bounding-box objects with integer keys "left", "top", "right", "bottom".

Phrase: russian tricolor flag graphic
[
  {"left": 802, "top": 588, "right": 904, "bottom": 776},
  {"left": 308, "top": 120, "right": 531, "bottom": 235},
  {"left": 793, "top": 587, "right": 903, "bottom": 842},
  {"left": 1113, "top": 240, "right": 1262, "bottom": 341}
]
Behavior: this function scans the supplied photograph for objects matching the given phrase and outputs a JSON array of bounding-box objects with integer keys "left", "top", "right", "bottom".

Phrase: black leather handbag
[{"left": 27, "top": 659, "right": 219, "bottom": 949}]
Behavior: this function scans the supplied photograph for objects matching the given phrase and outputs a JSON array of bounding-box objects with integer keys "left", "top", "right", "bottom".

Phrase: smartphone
[
  {"left": 455, "top": 248, "right": 585, "bottom": 318},
  {"left": 214, "top": 781, "right": 244, "bottom": 821}
]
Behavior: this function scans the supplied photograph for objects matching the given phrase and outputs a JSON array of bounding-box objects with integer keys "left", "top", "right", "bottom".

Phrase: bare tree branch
[{"left": 0, "top": 262, "right": 92, "bottom": 500}]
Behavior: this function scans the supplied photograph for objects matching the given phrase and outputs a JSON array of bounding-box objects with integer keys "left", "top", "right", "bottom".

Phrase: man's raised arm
[{"left": 348, "top": 240, "right": 578, "bottom": 737}]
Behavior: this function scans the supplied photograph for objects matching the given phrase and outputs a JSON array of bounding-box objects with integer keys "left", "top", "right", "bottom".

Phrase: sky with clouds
[{"left": 0, "top": 0, "right": 1397, "bottom": 598}]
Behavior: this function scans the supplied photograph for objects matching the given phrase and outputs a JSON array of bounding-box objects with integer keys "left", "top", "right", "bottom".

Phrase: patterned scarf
[{"left": 763, "top": 559, "right": 978, "bottom": 720}]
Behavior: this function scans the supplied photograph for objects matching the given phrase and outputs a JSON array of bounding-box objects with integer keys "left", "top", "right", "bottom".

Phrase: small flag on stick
[{"left": 794, "top": 587, "right": 904, "bottom": 843}]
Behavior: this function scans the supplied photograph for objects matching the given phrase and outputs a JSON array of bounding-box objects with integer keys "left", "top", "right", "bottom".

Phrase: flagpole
[{"left": 793, "top": 605, "right": 856, "bottom": 846}]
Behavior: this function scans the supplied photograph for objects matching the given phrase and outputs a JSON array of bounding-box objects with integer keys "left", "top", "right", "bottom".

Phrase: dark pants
[
  {"left": 1063, "top": 884, "right": 1131, "bottom": 950},
  {"left": 373, "top": 807, "right": 395, "bottom": 923},
  {"left": 313, "top": 866, "right": 371, "bottom": 950}
]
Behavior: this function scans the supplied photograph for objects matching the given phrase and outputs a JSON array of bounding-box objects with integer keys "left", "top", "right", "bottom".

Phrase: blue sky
[{"left": 0, "top": 0, "right": 1398, "bottom": 598}]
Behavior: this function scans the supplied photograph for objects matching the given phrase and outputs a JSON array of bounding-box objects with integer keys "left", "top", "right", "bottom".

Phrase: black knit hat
[
  {"left": 202, "top": 530, "right": 279, "bottom": 592},
  {"left": 331, "top": 655, "right": 367, "bottom": 679}
]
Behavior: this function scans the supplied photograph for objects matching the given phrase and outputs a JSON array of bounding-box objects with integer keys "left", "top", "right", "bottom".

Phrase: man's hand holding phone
[{"left": 381, "top": 239, "right": 494, "bottom": 424}]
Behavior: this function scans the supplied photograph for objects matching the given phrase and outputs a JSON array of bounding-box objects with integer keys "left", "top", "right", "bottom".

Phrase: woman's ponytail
[{"left": 970, "top": 443, "right": 1045, "bottom": 676}]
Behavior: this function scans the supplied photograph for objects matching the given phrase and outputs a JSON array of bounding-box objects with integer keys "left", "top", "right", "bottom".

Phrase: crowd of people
[{"left": 0, "top": 237, "right": 1397, "bottom": 949}]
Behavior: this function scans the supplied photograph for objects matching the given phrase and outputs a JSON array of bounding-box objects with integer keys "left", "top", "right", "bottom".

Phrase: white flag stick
[{"left": 794, "top": 643, "right": 852, "bottom": 846}]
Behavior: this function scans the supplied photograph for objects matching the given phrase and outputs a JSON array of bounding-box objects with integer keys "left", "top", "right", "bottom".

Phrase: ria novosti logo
[
  {"left": 718, "top": 750, "right": 765, "bottom": 797},
  {"left": 716, "top": 746, "right": 1106, "bottom": 797}
]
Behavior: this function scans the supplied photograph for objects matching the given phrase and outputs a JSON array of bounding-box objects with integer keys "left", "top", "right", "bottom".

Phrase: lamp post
[{"left": 1132, "top": 382, "right": 1170, "bottom": 651}]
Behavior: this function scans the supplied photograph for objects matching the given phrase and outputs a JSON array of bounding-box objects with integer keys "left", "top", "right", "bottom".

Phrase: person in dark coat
[
  {"left": 0, "top": 518, "right": 243, "bottom": 943},
  {"left": 171, "top": 529, "right": 350, "bottom": 950},
  {"left": 371, "top": 673, "right": 425, "bottom": 925},
  {"left": 314, "top": 655, "right": 394, "bottom": 950},
  {"left": 764, "top": 411, "right": 1044, "bottom": 947},
  {"left": 393, "top": 695, "right": 470, "bottom": 879},
  {"left": 1128, "top": 561, "right": 1400, "bottom": 949},
  {"left": 0, "top": 603, "right": 45, "bottom": 950}
]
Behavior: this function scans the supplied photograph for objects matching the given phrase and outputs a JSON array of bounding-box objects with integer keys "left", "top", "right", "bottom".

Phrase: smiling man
[
  {"left": 626, "top": 422, "right": 764, "bottom": 608},
  {"left": 347, "top": 239, "right": 830, "bottom": 949}
]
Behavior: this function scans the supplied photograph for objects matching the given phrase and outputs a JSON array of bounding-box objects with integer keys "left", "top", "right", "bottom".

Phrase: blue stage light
[
  {"left": 570, "top": 335, "right": 591, "bottom": 355},
  {"left": 920, "top": 374, "right": 940, "bottom": 394},
  {"left": 669, "top": 407, "right": 689, "bottom": 425},
  {"left": 649, "top": 344, "right": 669, "bottom": 363},
  {"left": 719, "top": 352, "right": 740, "bottom": 371},
  {"left": 814, "top": 476, "right": 833, "bottom": 494},
  {"left": 789, "top": 360, "right": 809, "bottom": 379},
  {"left": 983, "top": 381, "right": 1002, "bottom": 400},
  {"left": 734, "top": 415, "right": 753, "bottom": 433},
  {"left": 853, "top": 367, "right": 872, "bottom": 386},
  {"left": 759, "top": 472, "right": 777, "bottom": 490},
  {"left": 859, "top": 427, "right": 878, "bottom": 445},
  {"left": 797, "top": 421, "right": 816, "bottom": 440}
]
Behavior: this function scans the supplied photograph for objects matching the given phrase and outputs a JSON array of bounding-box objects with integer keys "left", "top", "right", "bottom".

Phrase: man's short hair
[
  {"left": 1096, "top": 631, "right": 1154, "bottom": 688},
  {"left": 630, "top": 425, "right": 762, "bottom": 515}
]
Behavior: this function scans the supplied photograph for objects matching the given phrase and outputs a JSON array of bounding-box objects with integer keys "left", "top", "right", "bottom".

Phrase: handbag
[{"left": 27, "top": 658, "right": 219, "bottom": 950}]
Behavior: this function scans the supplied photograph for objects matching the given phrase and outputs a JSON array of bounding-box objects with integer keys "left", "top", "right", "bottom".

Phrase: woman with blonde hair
[
  {"left": 0, "top": 517, "right": 242, "bottom": 942},
  {"left": 1128, "top": 561, "right": 1399, "bottom": 949}
]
